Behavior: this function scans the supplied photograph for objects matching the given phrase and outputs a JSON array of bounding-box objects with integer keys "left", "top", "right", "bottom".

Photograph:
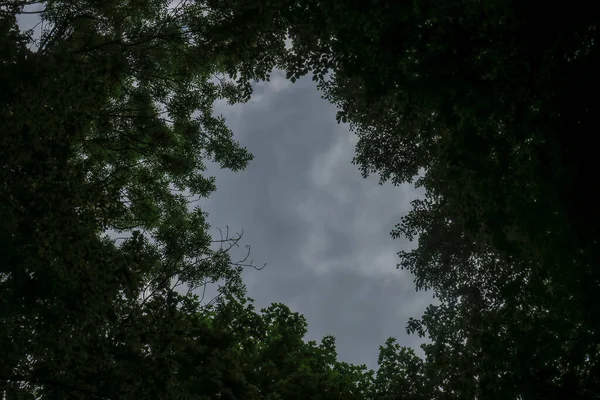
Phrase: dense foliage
[
  {"left": 196, "top": 0, "right": 600, "bottom": 397},
  {"left": 3, "top": 0, "right": 599, "bottom": 399},
  {"left": 1, "top": 1, "right": 420, "bottom": 399},
  {"left": 270, "top": 0, "right": 599, "bottom": 398},
  {"left": 0, "top": 0, "right": 271, "bottom": 397}
]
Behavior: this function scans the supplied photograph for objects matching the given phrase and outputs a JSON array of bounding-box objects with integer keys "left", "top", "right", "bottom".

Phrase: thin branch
[{"left": 198, "top": 277, "right": 212, "bottom": 304}]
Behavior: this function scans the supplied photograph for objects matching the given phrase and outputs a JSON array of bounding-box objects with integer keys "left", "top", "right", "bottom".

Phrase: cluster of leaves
[
  {"left": 5, "top": 0, "right": 599, "bottom": 399},
  {"left": 0, "top": 0, "right": 281, "bottom": 397},
  {"left": 1, "top": 2, "right": 432, "bottom": 399},
  {"left": 198, "top": 299, "right": 430, "bottom": 400},
  {"left": 178, "top": 0, "right": 600, "bottom": 397},
  {"left": 241, "top": 0, "right": 599, "bottom": 398}
]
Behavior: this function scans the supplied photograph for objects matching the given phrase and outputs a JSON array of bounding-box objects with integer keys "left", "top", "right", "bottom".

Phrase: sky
[
  {"left": 200, "top": 72, "right": 432, "bottom": 368},
  {"left": 15, "top": 5, "right": 433, "bottom": 371}
]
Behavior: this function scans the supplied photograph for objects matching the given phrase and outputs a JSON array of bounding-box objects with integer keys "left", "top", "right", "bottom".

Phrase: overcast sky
[
  {"left": 200, "top": 72, "right": 432, "bottom": 368},
  {"left": 16, "top": 8, "right": 432, "bottom": 370}
]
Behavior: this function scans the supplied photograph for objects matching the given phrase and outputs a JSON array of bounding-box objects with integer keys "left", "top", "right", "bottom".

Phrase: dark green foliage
[
  {"left": 253, "top": 0, "right": 600, "bottom": 398},
  {"left": 1, "top": 3, "right": 409, "bottom": 399},
  {"left": 0, "top": 1, "right": 278, "bottom": 397},
  {"left": 371, "top": 338, "right": 430, "bottom": 400},
  {"left": 6, "top": 0, "right": 599, "bottom": 399},
  {"left": 221, "top": 299, "right": 374, "bottom": 400}
]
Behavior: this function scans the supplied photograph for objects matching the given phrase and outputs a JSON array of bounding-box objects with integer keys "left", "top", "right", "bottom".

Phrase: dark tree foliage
[
  {"left": 201, "top": 0, "right": 600, "bottom": 398},
  {"left": 279, "top": 1, "right": 600, "bottom": 398},
  {"left": 1, "top": 2, "right": 417, "bottom": 399},
  {"left": 5, "top": 0, "right": 600, "bottom": 399},
  {"left": 0, "top": 1, "right": 281, "bottom": 397},
  {"left": 221, "top": 299, "right": 375, "bottom": 400}
]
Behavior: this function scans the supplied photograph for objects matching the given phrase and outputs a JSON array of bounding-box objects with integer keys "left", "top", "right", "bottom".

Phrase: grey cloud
[
  {"left": 14, "top": 6, "right": 431, "bottom": 371},
  {"left": 200, "top": 70, "right": 432, "bottom": 369}
]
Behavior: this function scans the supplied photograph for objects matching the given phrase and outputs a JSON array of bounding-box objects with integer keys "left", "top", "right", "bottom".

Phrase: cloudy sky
[
  {"left": 16, "top": 8, "right": 432, "bottom": 370},
  {"left": 201, "top": 72, "right": 432, "bottom": 368}
]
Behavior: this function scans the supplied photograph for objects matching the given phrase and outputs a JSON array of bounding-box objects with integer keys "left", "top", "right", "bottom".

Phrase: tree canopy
[
  {"left": 1, "top": 0, "right": 271, "bottom": 397},
  {"left": 2, "top": 0, "right": 600, "bottom": 399},
  {"left": 267, "top": 0, "right": 600, "bottom": 398},
  {"left": 1, "top": 1, "right": 406, "bottom": 399}
]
